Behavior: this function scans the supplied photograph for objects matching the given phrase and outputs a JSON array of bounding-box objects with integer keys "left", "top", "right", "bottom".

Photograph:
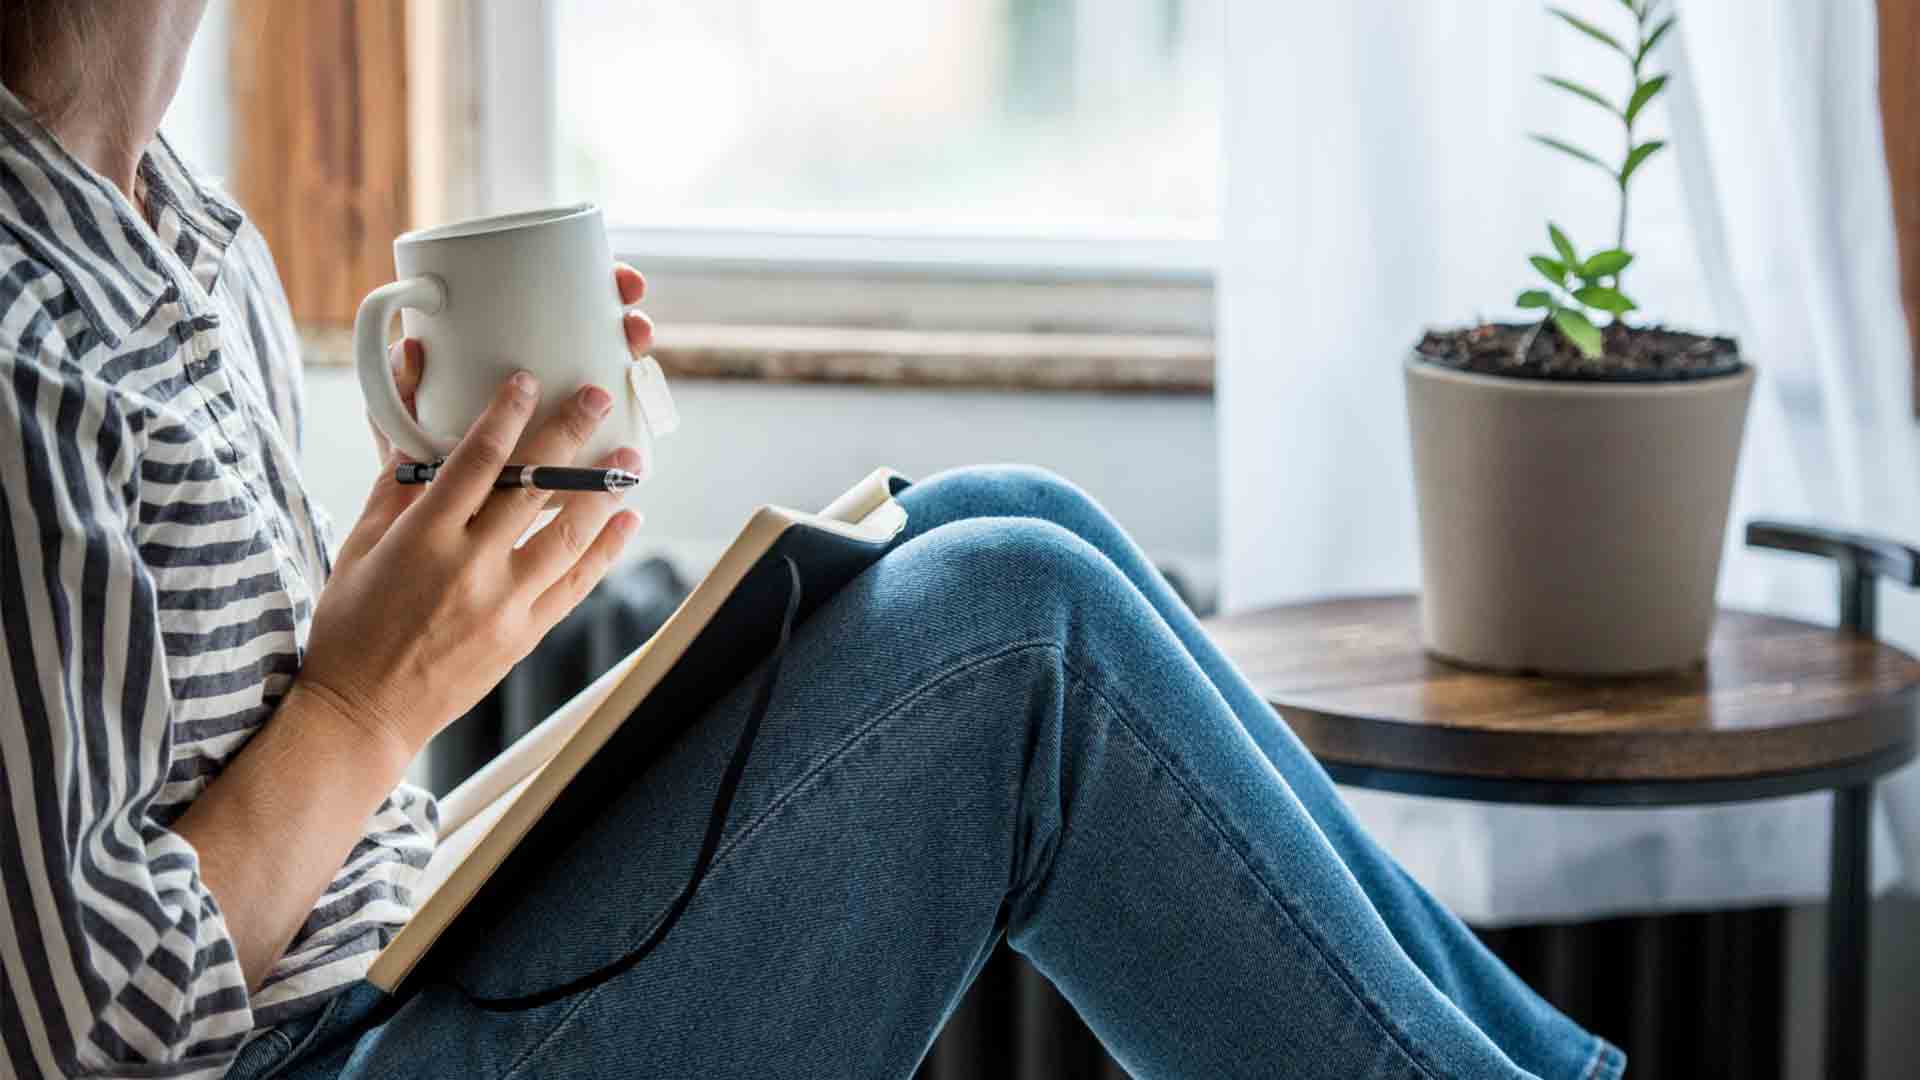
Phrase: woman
[{"left": 0, "top": 4, "right": 1621, "bottom": 1079}]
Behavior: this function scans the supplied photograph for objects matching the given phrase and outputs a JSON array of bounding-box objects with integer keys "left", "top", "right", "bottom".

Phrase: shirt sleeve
[{"left": 0, "top": 352, "right": 252, "bottom": 1079}]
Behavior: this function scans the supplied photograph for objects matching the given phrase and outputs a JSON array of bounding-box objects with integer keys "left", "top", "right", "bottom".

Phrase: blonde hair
[{"left": 0, "top": 0, "right": 112, "bottom": 123}]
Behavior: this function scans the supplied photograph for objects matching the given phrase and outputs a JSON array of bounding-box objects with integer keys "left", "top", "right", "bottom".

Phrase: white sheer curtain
[{"left": 1219, "top": 0, "right": 1920, "bottom": 924}]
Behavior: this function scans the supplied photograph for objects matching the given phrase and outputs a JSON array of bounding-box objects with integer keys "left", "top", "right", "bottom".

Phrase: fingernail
[
  {"left": 614, "top": 511, "right": 642, "bottom": 535},
  {"left": 613, "top": 446, "right": 642, "bottom": 470},
  {"left": 581, "top": 385, "right": 613, "bottom": 417},
  {"left": 511, "top": 371, "right": 538, "bottom": 398}
]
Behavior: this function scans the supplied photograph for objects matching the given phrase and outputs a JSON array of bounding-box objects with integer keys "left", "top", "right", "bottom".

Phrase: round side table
[{"left": 1202, "top": 593, "right": 1920, "bottom": 1080}]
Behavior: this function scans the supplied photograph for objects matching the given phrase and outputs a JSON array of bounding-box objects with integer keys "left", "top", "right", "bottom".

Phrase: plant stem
[
  {"left": 1613, "top": 6, "right": 1644, "bottom": 311},
  {"left": 1615, "top": 177, "right": 1629, "bottom": 253},
  {"left": 1617, "top": 37, "right": 1637, "bottom": 253},
  {"left": 1515, "top": 314, "right": 1550, "bottom": 366}
]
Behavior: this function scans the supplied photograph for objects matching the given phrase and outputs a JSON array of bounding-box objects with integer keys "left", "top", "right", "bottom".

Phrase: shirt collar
[{"left": 0, "top": 82, "right": 245, "bottom": 350}]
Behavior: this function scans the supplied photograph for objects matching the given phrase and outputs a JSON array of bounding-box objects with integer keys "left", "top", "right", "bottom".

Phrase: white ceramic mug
[{"left": 354, "top": 203, "right": 678, "bottom": 470}]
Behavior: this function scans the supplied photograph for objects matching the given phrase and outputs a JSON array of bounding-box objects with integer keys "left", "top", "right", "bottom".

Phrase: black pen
[{"left": 394, "top": 462, "right": 642, "bottom": 492}]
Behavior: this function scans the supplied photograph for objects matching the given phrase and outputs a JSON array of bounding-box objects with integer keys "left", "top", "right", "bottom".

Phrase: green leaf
[
  {"left": 1550, "top": 7, "right": 1630, "bottom": 57},
  {"left": 1516, "top": 289, "right": 1554, "bottom": 309},
  {"left": 1530, "top": 254, "right": 1568, "bottom": 285},
  {"left": 1573, "top": 285, "right": 1638, "bottom": 313},
  {"left": 1619, "top": 139, "right": 1667, "bottom": 184},
  {"left": 1624, "top": 74, "right": 1668, "bottom": 126},
  {"left": 1638, "top": 16, "right": 1676, "bottom": 63},
  {"left": 1548, "top": 222, "right": 1579, "bottom": 266},
  {"left": 1530, "top": 133, "right": 1612, "bottom": 175},
  {"left": 1552, "top": 307, "right": 1605, "bottom": 358},
  {"left": 1541, "top": 75, "right": 1618, "bottom": 115},
  {"left": 1582, "top": 249, "right": 1635, "bottom": 277}
]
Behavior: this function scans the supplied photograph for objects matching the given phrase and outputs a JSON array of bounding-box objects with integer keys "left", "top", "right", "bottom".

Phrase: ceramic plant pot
[{"left": 1405, "top": 354, "right": 1754, "bottom": 675}]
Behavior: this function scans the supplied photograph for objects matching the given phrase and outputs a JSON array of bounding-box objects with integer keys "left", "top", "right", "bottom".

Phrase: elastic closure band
[{"left": 453, "top": 555, "right": 803, "bottom": 1012}]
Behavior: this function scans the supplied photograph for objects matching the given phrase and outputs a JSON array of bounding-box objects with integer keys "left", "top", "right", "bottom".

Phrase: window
[
  {"left": 467, "top": 0, "right": 1220, "bottom": 345},
  {"left": 551, "top": 0, "right": 1219, "bottom": 237}
]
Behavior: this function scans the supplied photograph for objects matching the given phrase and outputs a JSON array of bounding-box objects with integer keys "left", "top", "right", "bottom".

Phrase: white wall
[
  {"left": 1784, "top": 897, "right": 1920, "bottom": 1078},
  {"left": 160, "top": 0, "right": 231, "bottom": 178}
]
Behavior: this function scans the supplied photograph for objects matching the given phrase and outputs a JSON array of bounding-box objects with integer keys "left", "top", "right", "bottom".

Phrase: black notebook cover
[{"left": 403, "top": 477, "right": 909, "bottom": 998}]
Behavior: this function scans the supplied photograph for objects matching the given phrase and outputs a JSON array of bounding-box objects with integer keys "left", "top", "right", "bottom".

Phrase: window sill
[{"left": 298, "top": 324, "right": 1214, "bottom": 396}]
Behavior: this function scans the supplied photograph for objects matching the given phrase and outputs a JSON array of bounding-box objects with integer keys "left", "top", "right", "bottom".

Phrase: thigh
[{"left": 323, "top": 523, "right": 1066, "bottom": 1080}]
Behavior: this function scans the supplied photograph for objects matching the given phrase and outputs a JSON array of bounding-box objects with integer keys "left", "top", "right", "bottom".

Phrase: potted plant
[{"left": 1407, "top": 0, "right": 1752, "bottom": 675}]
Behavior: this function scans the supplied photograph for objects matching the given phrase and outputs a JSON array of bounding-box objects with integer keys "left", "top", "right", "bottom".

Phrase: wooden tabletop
[{"left": 1203, "top": 595, "right": 1920, "bottom": 783}]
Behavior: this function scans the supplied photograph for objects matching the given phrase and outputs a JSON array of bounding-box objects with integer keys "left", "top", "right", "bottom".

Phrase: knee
[
  {"left": 912, "top": 516, "right": 1117, "bottom": 620},
  {"left": 920, "top": 464, "right": 1104, "bottom": 527}
]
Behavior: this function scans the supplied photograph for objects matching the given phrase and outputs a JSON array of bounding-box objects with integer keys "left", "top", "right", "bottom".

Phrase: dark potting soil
[{"left": 1416, "top": 322, "right": 1742, "bottom": 382}]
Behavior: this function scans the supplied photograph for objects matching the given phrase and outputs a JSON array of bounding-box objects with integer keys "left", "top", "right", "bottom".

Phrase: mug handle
[{"left": 354, "top": 275, "right": 448, "bottom": 462}]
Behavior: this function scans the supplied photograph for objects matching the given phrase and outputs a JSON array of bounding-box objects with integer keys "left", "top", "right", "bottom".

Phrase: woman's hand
[
  {"left": 183, "top": 360, "right": 642, "bottom": 987},
  {"left": 182, "top": 272, "right": 658, "bottom": 990},
  {"left": 304, "top": 264, "right": 658, "bottom": 762}
]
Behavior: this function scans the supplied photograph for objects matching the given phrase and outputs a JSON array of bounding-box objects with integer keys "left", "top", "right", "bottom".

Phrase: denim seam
[
  {"left": 210, "top": 1029, "right": 291, "bottom": 1080},
  {"left": 498, "top": 635, "right": 1456, "bottom": 1080},
  {"left": 238, "top": 988, "right": 346, "bottom": 1080},
  {"left": 259, "top": 1018, "right": 320, "bottom": 1079},
  {"left": 1581, "top": 1037, "right": 1623, "bottom": 1080},
  {"left": 1001, "top": 675, "right": 1109, "bottom": 915},
  {"left": 706, "top": 637, "right": 1068, "bottom": 882},
  {"left": 495, "top": 637, "right": 1064, "bottom": 1080},
  {"left": 1056, "top": 657, "right": 1450, "bottom": 1080}
]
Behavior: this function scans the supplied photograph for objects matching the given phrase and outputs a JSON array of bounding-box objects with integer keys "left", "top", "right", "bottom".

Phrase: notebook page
[{"left": 416, "top": 765, "right": 543, "bottom": 906}]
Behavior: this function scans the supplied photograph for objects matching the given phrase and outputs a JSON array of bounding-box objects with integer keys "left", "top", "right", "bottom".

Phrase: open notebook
[{"left": 367, "top": 467, "right": 910, "bottom": 1000}]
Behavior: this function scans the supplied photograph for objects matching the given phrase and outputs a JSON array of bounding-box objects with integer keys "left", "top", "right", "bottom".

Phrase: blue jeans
[{"left": 235, "top": 466, "right": 1622, "bottom": 1080}]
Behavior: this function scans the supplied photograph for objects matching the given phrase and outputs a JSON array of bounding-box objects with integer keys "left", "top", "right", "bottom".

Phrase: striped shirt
[{"left": 0, "top": 86, "right": 436, "bottom": 1078}]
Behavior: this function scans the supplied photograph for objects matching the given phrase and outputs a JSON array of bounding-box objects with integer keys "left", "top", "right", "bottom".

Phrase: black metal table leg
[{"left": 1826, "top": 783, "right": 1873, "bottom": 1080}]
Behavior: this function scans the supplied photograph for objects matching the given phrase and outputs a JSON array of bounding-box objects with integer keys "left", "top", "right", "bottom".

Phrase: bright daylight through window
[{"left": 552, "top": 0, "right": 1221, "bottom": 243}]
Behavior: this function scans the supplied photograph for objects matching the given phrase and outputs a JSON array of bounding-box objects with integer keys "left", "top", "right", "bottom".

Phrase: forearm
[
  {"left": 172, "top": 360, "right": 639, "bottom": 990},
  {"left": 174, "top": 681, "right": 418, "bottom": 989}
]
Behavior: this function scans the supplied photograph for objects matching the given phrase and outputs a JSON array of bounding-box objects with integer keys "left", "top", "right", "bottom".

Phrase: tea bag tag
[{"left": 628, "top": 354, "right": 680, "bottom": 438}]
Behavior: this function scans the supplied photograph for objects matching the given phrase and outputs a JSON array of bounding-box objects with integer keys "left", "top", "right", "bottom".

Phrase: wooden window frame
[
  {"left": 230, "top": 0, "right": 412, "bottom": 330},
  {"left": 1883, "top": 0, "right": 1920, "bottom": 415}
]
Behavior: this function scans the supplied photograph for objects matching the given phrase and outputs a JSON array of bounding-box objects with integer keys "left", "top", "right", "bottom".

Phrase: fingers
[
  {"left": 335, "top": 483, "right": 404, "bottom": 567},
  {"left": 469, "top": 383, "right": 620, "bottom": 540},
  {"left": 341, "top": 340, "right": 429, "bottom": 565},
  {"left": 511, "top": 445, "right": 640, "bottom": 582},
  {"left": 623, "top": 309, "right": 654, "bottom": 355},
  {"left": 529, "top": 507, "right": 642, "bottom": 629},
  {"left": 364, "top": 339, "right": 424, "bottom": 464},
  {"left": 616, "top": 263, "right": 653, "bottom": 355},
  {"left": 422, "top": 371, "right": 541, "bottom": 518},
  {"left": 615, "top": 263, "right": 646, "bottom": 305},
  {"left": 616, "top": 264, "right": 654, "bottom": 354},
  {"left": 336, "top": 448, "right": 422, "bottom": 567},
  {"left": 394, "top": 338, "right": 424, "bottom": 412}
]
